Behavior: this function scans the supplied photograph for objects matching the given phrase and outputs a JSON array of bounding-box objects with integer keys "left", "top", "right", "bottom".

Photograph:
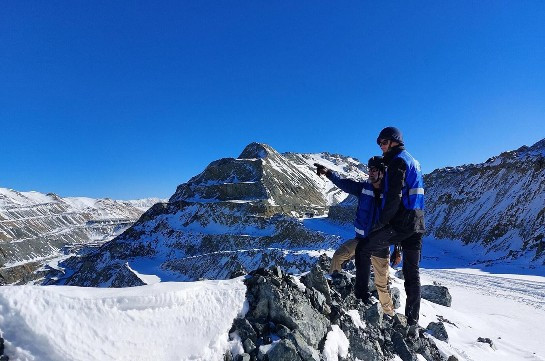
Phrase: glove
[
  {"left": 313, "top": 163, "right": 330, "bottom": 176},
  {"left": 390, "top": 244, "right": 402, "bottom": 267}
]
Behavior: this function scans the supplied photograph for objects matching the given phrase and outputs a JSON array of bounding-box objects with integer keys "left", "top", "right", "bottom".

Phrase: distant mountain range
[{"left": 0, "top": 188, "right": 162, "bottom": 284}]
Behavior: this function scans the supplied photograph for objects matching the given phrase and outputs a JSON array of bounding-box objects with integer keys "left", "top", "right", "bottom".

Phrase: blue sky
[{"left": 2, "top": 1, "right": 544, "bottom": 199}]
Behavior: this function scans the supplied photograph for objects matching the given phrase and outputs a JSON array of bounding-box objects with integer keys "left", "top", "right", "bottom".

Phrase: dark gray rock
[
  {"left": 421, "top": 285, "right": 452, "bottom": 307},
  {"left": 426, "top": 322, "right": 448, "bottom": 341},
  {"left": 364, "top": 302, "right": 384, "bottom": 326},
  {"left": 245, "top": 276, "right": 329, "bottom": 349},
  {"left": 392, "top": 331, "right": 418, "bottom": 361},
  {"left": 391, "top": 287, "right": 401, "bottom": 309},
  {"left": 339, "top": 315, "right": 384, "bottom": 361},
  {"left": 329, "top": 271, "right": 353, "bottom": 299},
  {"left": 0, "top": 337, "right": 3, "bottom": 356},
  {"left": 477, "top": 337, "right": 497, "bottom": 350},
  {"left": 267, "top": 339, "right": 302, "bottom": 361},
  {"left": 275, "top": 324, "right": 290, "bottom": 338},
  {"left": 395, "top": 269, "right": 404, "bottom": 280},
  {"left": 447, "top": 356, "right": 459, "bottom": 361},
  {"left": 437, "top": 315, "right": 457, "bottom": 328},
  {"left": 0, "top": 356, "right": 8, "bottom": 361},
  {"left": 287, "top": 331, "right": 320, "bottom": 361},
  {"left": 235, "top": 353, "right": 251, "bottom": 361},
  {"left": 232, "top": 318, "right": 258, "bottom": 343},
  {"left": 224, "top": 350, "right": 234, "bottom": 361},
  {"left": 243, "top": 338, "right": 256, "bottom": 354},
  {"left": 301, "top": 261, "right": 331, "bottom": 304},
  {"left": 232, "top": 267, "right": 446, "bottom": 361},
  {"left": 306, "top": 287, "right": 331, "bottom": 316}
]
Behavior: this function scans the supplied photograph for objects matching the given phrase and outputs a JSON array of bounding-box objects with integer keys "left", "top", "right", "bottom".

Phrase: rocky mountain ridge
[
  {"left": 45, "top": 143, "right": 368, "bottom": 287},
  {"left": 424, "top": 137, "right": 545, "bottom": 264},
  {"left": 0, "top": 187, "right": 161, "bottom": 284}
]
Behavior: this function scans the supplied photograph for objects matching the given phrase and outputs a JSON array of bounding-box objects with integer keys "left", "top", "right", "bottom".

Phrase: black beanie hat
[{"left": 377, "top": 127, "right": 404, "bottom": 145}]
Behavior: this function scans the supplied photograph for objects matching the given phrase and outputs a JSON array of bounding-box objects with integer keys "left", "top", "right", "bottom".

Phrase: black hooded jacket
[{"left": 374, "top": 145, "right": 426, "bottom": 236}]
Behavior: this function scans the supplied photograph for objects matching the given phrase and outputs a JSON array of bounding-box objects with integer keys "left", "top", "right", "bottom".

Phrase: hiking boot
[
  {"left": 383, "top": 312, "right": 396, "bottom": 323},
  {"left": 407, "top": 324, "right": 421, "bottom": 338}
]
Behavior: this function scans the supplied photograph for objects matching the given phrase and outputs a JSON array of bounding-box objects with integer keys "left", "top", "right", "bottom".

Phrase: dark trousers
[
  {"left": 355, "top": 226, "right": 423, "bottom": 325},
  {"left": 354, "top": 246, "right": 388, "bottom": 300}
]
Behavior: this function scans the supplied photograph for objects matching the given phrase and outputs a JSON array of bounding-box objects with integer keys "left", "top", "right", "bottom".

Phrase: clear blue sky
[{"left": 2, "top": 1, "right": 544, "bottom": 199}]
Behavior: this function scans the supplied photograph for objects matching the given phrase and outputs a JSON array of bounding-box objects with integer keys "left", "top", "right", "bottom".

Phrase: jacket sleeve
[
  {"left": 375, "top": 157, "right": 406, "bottom": 229},
  {"left": 326, "top": 171, "right": 364, "bottom": 196}
]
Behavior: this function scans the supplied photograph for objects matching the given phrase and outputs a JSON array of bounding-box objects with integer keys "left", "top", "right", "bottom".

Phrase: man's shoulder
[
  {"left": 361, "top": 180, "right": 374, "bottom": 189},
  {"left": 388, "top": 156, "right": 406, "bottom": 169}
]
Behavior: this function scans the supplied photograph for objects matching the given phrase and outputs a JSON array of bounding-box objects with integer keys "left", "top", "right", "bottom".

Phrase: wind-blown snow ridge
[{"left": 0, "top": 278, "right": 247, "bottom": 361}]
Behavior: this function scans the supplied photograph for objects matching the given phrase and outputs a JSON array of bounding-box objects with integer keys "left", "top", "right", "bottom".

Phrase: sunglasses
[
  {"left": 378, "top": 139, "right": 390, "bottom": 146},
  {"left": 369, "top": 167, "right": 380, "bottom": 173}
]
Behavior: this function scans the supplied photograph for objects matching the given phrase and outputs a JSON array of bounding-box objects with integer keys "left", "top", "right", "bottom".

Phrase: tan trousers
[{"left": 330, "top": 238, "right": 395, "bottom": 316}]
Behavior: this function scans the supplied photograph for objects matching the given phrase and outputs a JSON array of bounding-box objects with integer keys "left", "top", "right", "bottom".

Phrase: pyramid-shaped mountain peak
[
  {"left": 169, "top": 143, "right": 328, "bottom": 215},
  {"left": 238, "top": 142, "right": 278, "bottom": 159}
]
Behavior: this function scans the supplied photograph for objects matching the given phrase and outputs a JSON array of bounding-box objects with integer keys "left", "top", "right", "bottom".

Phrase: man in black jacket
[{"left": 355, "top": 126, "right": 425, "bottom": 326}]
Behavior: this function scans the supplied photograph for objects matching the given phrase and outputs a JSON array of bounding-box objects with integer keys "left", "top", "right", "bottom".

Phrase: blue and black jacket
[
  {"left": 326, "top": 171, "right": 381, "bottom": 238},
  {"left": 376, "top": 145, "right": 426, "bottom": 235}
]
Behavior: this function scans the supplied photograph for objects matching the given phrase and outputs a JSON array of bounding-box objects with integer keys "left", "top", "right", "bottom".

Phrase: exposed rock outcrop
[
  {"left": 421, "top": 285, "right": 452, "bottom": 307},
  {"left": 228, "top": 264, "right": 450, "bottom": 361}
]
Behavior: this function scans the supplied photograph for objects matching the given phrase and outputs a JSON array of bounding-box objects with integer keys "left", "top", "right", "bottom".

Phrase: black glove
[
  {"left": 313, "top": 163, "right": 330, "bottom": 176},
  {"left": 390, "top": 244, "right": 402, "bottom": 267}
]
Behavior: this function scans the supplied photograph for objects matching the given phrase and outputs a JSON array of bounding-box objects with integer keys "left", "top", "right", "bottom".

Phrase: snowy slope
[
  {"left": 0, "top": 187, "right": 162, "bottom": 284},
  {"left": 425, "top": 137, "right": 545, "bottom": 264}
]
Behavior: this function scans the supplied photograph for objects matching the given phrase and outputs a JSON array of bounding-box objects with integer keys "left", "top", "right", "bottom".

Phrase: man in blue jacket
[
  {"left": 315, "top": 157, "right": 394, "bottom": 315},
  {"left": 355, "top": 126, "right": 425, "bottom": 327}
]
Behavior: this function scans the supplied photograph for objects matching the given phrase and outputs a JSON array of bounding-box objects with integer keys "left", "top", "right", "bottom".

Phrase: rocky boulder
[
  {"left": 421, "top": 285, "right": 452, "bottom": 307},
  {"left": 426, "top": 322, "right": 449, "bottom": 341}
]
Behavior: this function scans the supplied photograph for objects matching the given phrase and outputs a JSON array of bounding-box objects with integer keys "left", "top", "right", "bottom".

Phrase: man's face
[
  {"left": 368, "top": 167, "right": 383, "bottom": 184},
  {"left": 378, "top": 138, "right": 391, "bottom": 154}
]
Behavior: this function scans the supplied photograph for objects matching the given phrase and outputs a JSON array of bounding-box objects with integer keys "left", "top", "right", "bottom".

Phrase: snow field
[{"left": 0, "top": 279, "right": 247, "bottom": 361}]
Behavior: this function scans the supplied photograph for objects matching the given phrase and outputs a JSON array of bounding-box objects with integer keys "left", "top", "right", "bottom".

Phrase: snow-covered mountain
[
  {"left": 47, "top": 143, "right": 368, "bottom": 287},
  {"left": 424, "top": 138, "right": 545, "bottom": 264},
  {"left": 0, "top": 188, "right": 162, "bottom": 284}
]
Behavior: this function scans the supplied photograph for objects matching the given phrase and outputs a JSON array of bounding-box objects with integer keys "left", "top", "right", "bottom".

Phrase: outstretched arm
[
  {"left": 326, "top": 171, "right": 364, "bottom": 196},
  {"left": 314, "top": 162, "right": 364, "bottom": 196}
]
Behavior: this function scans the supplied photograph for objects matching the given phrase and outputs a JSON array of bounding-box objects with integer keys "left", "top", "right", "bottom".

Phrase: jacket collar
[{"left": 383, "top": 145, "right": 405, "bottom": 165}]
